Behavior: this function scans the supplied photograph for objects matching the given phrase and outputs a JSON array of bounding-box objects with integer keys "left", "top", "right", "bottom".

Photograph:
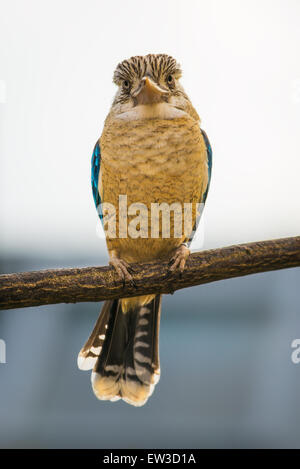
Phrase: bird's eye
[
  {"left": 123, "top": 80, "right": 130, "bottom": 89},
  {"left": 167, "top": 75, "right": 174, "bottom": 85}
]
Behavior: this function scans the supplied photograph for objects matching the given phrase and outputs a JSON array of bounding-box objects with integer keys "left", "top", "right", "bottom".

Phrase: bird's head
[{"left": 111, "top": 54, "right": 200, "bottom": 121}]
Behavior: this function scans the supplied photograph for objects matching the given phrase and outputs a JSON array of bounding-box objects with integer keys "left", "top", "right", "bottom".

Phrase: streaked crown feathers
[{"left": 113, "top": 54, "right": 182, "bottom": 86}]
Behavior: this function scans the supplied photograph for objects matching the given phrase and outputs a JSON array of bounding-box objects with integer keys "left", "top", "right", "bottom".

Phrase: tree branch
[{"left": 0, "top": 236, "right": 299, "bottom": 311}]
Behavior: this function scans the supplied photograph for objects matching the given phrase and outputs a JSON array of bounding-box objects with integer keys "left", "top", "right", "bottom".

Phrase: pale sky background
[{"left": 0, "top": 0, "right": 299, "bottom": 258}]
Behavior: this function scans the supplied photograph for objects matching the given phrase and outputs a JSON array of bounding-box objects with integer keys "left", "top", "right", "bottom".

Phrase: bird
[{"left": 77, "top": 54, "right": 212, "bottom": 407}]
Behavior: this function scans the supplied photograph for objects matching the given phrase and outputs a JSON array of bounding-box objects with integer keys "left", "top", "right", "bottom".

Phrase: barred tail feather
[
  {"left": 78, "top": 295, "right": 162, "bottom": 407},
  {"left": 77, "top": 300, "right": 113, "bottom": 371}
]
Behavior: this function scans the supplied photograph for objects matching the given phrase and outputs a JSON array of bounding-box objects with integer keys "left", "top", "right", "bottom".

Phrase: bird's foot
[
  {"left": 168, "top": 244, "right": 190, "bottom": 273},
  {"left": 109, "top": 256, "right": 136, "bottom": 287}
]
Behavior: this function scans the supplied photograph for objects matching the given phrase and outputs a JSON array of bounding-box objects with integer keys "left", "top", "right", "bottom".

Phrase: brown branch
[{"left": 0, "top": 236, "right": 299, "bottom": 311}]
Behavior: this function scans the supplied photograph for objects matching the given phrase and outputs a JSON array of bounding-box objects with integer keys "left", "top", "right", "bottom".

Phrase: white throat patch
[{"left": 115, "top": 102, "right": 187, "bottom": 121}]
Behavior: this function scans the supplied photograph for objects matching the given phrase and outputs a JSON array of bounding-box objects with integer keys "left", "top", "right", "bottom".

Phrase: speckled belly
[{"left": 99, "top": 116, "right": 208, "bottom": 262}]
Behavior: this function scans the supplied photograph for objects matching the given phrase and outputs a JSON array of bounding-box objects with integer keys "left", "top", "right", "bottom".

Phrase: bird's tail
[{"left": 77, "top": 295, "right": 162, "bottom": 407}]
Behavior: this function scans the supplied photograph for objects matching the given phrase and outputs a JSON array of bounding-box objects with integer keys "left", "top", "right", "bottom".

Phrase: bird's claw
[
  {"left": 109, "top": 257, "right": 137, "bottom": 288},
  {"left": 168, "top": 244, "right": 190, "bottom": 273}
]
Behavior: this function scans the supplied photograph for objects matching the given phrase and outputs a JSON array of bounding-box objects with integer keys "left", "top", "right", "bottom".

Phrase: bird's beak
[{"left": 132, "top": 77, "right": 168, "bottom": 105}]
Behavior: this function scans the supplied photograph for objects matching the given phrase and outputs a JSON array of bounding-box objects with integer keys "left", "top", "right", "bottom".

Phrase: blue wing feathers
[
  {"left": 186, "top": 128, "right": 212, "bottom": 246},
  {"left": 91, "top": 140, "right": 103, "bottom": 221},
  {"left": 200, "top": 128, "right": 212, "bottom": 204}
]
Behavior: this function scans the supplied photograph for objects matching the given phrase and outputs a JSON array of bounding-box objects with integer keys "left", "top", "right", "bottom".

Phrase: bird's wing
[
  {"left": 91, "top": 140, "right": 103, "bottom": 224},
  {"left": 187, "top": 128, "right": 212, "bottom": 246},
  {"left": 200, "top": 128, "right": 212, "bottom": 204}
]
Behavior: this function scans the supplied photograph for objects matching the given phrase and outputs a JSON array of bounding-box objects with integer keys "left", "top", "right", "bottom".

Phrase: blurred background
[{"left": 0, "top": 0, "right": 300, "bottom": 448}]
